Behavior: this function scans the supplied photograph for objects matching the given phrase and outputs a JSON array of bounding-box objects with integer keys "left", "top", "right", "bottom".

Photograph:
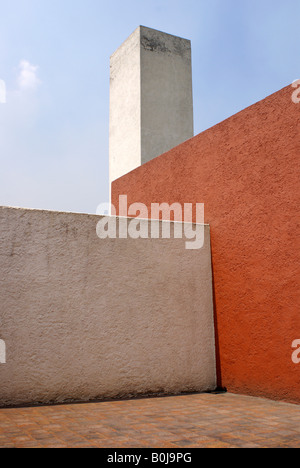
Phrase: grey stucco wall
[{"left": 0, "top": 207, "right": 216, "bottom": 407}]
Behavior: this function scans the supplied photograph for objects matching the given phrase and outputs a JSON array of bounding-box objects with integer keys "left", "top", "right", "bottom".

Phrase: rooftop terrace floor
[{"left": 0, "top": 392, "right": 299, "bottom": 448}]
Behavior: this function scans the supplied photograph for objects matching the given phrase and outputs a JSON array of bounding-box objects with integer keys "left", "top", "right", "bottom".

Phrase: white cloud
[{"left": 17, "top": 60, "right": 41, "bottom": 90}]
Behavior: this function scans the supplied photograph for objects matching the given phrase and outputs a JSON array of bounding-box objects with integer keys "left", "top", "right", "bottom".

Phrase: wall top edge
[
  {"left": 110, "top": 25, "right": 191, "bottom": 60},
  {"left": 0, "top": 206, "right": 209, "bottom": 228}
]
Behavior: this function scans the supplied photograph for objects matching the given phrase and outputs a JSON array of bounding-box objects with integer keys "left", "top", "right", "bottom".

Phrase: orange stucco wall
[{"left": 112, "top": 84, "right": 300, "bottom": 404}]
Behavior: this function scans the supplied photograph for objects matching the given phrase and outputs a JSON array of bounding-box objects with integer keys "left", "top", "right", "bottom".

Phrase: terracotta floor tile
[{"left": 0, "top": 393, "right": 299, "bottom": 448}]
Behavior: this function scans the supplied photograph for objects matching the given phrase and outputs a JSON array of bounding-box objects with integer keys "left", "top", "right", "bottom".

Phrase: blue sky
[{"left": 0, "top": 0, "right": 299, "bottom": 213}]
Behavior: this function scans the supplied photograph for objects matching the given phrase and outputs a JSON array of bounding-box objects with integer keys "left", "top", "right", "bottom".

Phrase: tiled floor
[{"left": 0, "top": 392, "right": 299, "bottom": 448}]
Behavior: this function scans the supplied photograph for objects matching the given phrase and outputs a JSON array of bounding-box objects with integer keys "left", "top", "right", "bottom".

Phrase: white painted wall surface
[
  {"left": 0, "top": 207, "right": 216, "bottom": 407},
  {"left": 109, "top": 27, "right": 141, "bottom": 188}
]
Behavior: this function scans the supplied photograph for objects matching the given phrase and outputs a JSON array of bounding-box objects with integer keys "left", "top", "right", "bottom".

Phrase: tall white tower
[{"left": 109, "top": 26, "right": 194, "bottom": 192}]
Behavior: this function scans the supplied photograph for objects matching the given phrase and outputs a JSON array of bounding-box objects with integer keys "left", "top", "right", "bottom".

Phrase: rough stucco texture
[
  {"left": 112, "top": 85, "right": 300, "bottom": 404},
  {"left": 0, "top": 207, "right": 216, "bottom": 407}
]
